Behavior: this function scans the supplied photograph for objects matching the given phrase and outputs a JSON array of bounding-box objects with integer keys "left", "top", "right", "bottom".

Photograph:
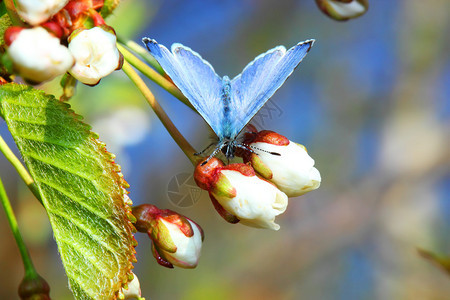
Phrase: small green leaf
[
  {"left": 0, "top": 84, "right": 137, "bottom": 299},
  {"left": 101, "top": 0, "right": 121, "bottom": 18}
]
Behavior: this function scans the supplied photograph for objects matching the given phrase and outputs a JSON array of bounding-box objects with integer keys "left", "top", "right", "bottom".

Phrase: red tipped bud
[
  {"left": 151, "top": 242, "right": 174, "bottom": 268},
  {"left": 209, "top": 194, "right": 240, "bottom": 224},
  {"left": 4, "top": 27, "right": 24, "bottom": 46},
  {"left": 132, "top": 204, "right": 203, "bottom": 269},
  {"left": 222, "top": 163, "right": 256, "bottom": 176},
  {"left": 132, "top": 203, "right": 160, "bottom": 233},
  {"left": 89, "top": 8, "right": 106, "bottom": 26},
  {"left": 194, "top": 159, "right": 288, "bottom": 230},
  {"left": 193, "top": 157, "right": 224, "bottom": 191},
  {"left": 240, "top": 129, "right": 321, "bottom": 197},
  {"left": 63, "top": 0, "right": 90, "bottom": 20},
  {"left": 242, "top": 128, "right": 289, "bottom": 148},
  {"left": 41, "top": 21, "right": 64, "bottom": 38},
  {"left": 92, "top": 0, "right": 105, "bottom": 10}
]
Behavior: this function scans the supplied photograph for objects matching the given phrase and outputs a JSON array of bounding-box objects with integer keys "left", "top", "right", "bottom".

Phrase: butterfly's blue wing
[
  {"left": 228, "top": 39, "right": 314, "bottom": 138},
  {"left": 143, "top": 38, "right": 225, "bottom": 137}
]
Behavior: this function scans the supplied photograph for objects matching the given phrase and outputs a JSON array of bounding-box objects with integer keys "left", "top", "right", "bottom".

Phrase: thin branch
[
  {"left": 0, "top": 135, "right": 42, "bottom": 204},
  {"left": 0, "top": 176, "right": 39, "bottom": 278},
  {"left": 121, "top": 61, "right": 202, "bottom": 166}
]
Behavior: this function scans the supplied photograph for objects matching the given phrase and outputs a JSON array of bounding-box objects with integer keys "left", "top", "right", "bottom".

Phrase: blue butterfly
[{"left": 143, "top": 38, "right": 314, "bottom": 163}]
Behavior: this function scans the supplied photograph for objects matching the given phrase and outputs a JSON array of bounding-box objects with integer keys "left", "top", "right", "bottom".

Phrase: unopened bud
[
  {"left": 132, "top": 204, "right": 203, "bottom": 269},
  {"left": 6, "top": 27, "right": 74, "bottom": 83},
  {"left": 41, "top": 21, "right": 64, "bottom": 38},
  {"left": 241, "top": 129, "right": 321, "bottom": 197},
  {"left": 4, "top": 27, "right": 24, "bottom": 47},
  {"left": 18, "top": 274, "right": 50, "bottom": 300},
  {"left": 315, "top": 0, "right": 369, "bottom": 21},
  {"left": 16, "top": 0, "right": 70, "bottom": 25},
  {"left": 193, "top": 157, "right": 224, "bottom": 191},
  {"left": 68, "top": 26, "right": 122, "bottom": 85},
  {"left": 194, "top": 159, "right": 288, "bottom": 230},
  {"left": 120, "top": 272, "right": 144, "bottom": 300}
]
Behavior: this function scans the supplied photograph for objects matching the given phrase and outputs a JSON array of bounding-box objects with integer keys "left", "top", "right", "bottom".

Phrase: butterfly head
[
  {"left": 196, "top": 137, "right": 243, "bottom": 166},
  {"left": 221, "top": 138, "right": 238, "bottom": 160}
]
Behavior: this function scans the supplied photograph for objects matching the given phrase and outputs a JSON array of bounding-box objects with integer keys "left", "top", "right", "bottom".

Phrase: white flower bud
[
  {"left": 251, "top": 141, "right": 321, "bottom": 197},
  {"left": 7, "top": 27, "right": 74, "bottom": 83},
  {"left": 159, "top": 219, "right": 203, "bottom": 268},
  {"left": 328, "top": 0, "right": 366, "bottom": 17},
  {"left": 133, "top": 204, "right": 204, "bottom": 269},
  {"left": 68, "top": 27, "right": 121, "bottom": 85},
  {"left": 212, "top": 170, "right": 288, "bottom": 230},
  {"left": 121, "top": 273, "right": 143, "bottom": 300},
  {"left": 316, "top": 0, "right": 368, "bottom": 21},
  {"left": 16, "top": 0, "right": 69, "bottom": 25}
]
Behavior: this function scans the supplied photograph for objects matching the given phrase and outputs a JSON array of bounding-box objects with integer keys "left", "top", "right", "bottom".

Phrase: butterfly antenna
[
  {"left": 235, "top": 143, "right": 280, "bottom": 156},
  {"left": 249, "top": 144, "right": 281, "bottom": 156},
  {"left": 235, "top": 143, "right": 255, "bottom": 153}
]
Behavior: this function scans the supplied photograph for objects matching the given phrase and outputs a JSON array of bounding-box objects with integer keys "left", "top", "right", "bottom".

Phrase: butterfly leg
[
  {"left": 200, "top": 141, "right": 227, "bottom": 166},
  {"left": 194, "top": 142, "right": 216, "bottom": 156}
]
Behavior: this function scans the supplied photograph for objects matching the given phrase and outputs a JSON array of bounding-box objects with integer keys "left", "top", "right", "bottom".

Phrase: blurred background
[{"left": 1, "top": 0, "right": 449, "bottom": 299}]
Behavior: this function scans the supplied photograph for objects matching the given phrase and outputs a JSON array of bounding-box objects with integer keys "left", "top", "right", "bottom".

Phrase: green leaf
[
  {"left": 101, "top": 0, "right": 121, "bottom": 18},
  {"left": 0, "top": 84, "right": 137, "bottom": 299}
]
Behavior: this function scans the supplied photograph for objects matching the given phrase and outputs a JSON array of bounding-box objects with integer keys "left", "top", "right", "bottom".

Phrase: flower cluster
[
  {"left": 132, "top": 204, "right": 204, "bottom": 269},
  {"left": 194, "top": 125, "right": 321, "bottom": 231},
  {"left": 4, "top": 0, "right": 122, "bottom": 85},
  {"left": 131, "top": 123, "right": 319, "bottom": 268}
]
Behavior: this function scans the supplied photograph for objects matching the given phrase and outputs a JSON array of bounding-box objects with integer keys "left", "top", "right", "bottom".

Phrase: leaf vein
[
  {"left": 6, "top": 115, "right": 74, "bottom": 126},
  {"left": 13, "top": 134, "right": 95, "bottom": 160},
  {"left": 37, "top": 178, "right": 114, "bottom": 224},
  {"left": 66, "top": 272, "right": 104, "bottom": 299},
  {"left": 59, "top": 238, "right": 114, "bottom": 282},
  {"left": 49, "top": 209, "right": 121, "bottom": 274},
  {"left": 22, "top": 150, "right": 101, "bottom": 183}
]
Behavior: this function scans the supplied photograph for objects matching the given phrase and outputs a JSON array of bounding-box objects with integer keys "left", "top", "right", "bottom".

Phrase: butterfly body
[
  {"left": 143, "top": 38, "right": 314, "bottom": 162},
  {"left": 220, "top": 76, "right": 233, "bottom": 139}
]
